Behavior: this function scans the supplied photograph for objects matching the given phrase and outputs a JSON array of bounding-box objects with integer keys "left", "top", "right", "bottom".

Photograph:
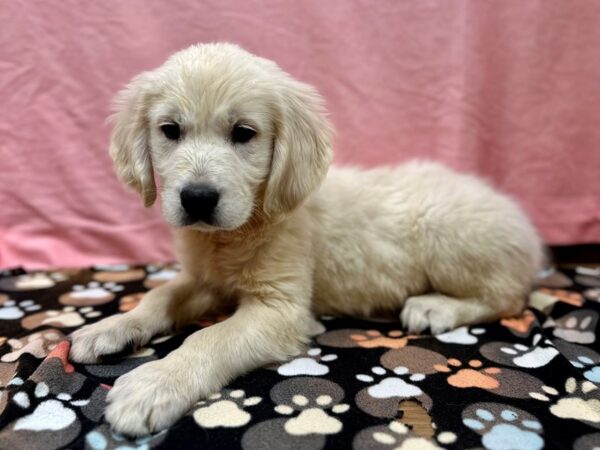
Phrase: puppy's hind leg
[
  {"left": 70, "top": 273, "right": 213, "bottom": 363},
  {"left": 400, "top": 293, "right": 502, "bottom": 335}
]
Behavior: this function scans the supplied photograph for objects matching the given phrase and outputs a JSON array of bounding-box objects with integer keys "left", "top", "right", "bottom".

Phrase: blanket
[{"left": 0, "top": 264, "right": 599, "bottom": 449}]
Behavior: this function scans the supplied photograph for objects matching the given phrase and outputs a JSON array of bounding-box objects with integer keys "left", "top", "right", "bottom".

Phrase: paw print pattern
[
  {"left": 552, "top": 338, "right": 600, "bottom": 381},
  {"left": 241, "top": 378, "right": 348, "bottom": 450},
  {"left": 536, "top": 268, "right": 573, "bottom": 288},
  {"left": 143, "top": 265, "right": 179, "bottom": 289},
  {"left": 0, "top": 381, "right": 94, "bottom": 450},
  {"left": 118, "top": 293, "right": 144, "bottom": 312},
  {"left": 193, "top": 389, "right": 262, "bottom": 428},
  {"left": 355, "top": 366, "right": 431, "bottom": 418},
  {"left": 353, "top": 420, "right": 443, "bottom": 450},
  {"left": 380, "top": 346, "right": 447, "bottom": 375},
  {"left": 544, "top": 310, "right": 598, "bottom": 344},
  {"left": 59, "top": 282, "right": 124, "bottom": 307},
  {"left": 462, "top": 403, "right": 544, "bottom": 450},
  {"left": 277, "top": 348, "right": 337, "bottom": 376},
  {"left": 350, "top": 330, "right": 414, "bottom": 349},
  {"left": 1, "top": 329, "right": 66, "bottom": 362},
  {"left": 571, "top": 356, "right": 600, "bottom": 383},
  {"left": 435, "top": 359, "right": 501, "bottom": 389},
  {"left": 434, "top": 358, "right": 546, "bottom": 399},
  {"left": 85, "top": 423, "right": 167, "bottom": 450},
  {"left": 480, "top": 334, "right": 560, "bottom": 368},
  {"left": 0, "top": 300, "right": 41, "bottom": 320},
  {"left": 583, "top": 288, "right": 600, "bottom": 303},
  {"left": 435, "top": 326, "right": 486, "bottom": 345},
  {"left": 529, "top": 288, "right": 584, "bottom": 313},
  {"left": 0, "top": 272, "right": 68, "bottom": 291},
  {"left": 317, "top": 328, "right": 414, "bottom": 349},
  {"left": 92, "top": 264, "right": 146, "bottom": 283},
  {"left": 500, "top": 310, "right": 537, "bottom": 338},
  {"left": 21, "top": 306, "right": 101, "bottom": 330},
  {"left": 529, "top": 377, "right": 600, "bottom": 429}
]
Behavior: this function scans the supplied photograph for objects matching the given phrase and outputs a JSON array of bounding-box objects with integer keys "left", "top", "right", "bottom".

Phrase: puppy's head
[{"left": 110, "top": 43, "right": 333, "bottom": 231}]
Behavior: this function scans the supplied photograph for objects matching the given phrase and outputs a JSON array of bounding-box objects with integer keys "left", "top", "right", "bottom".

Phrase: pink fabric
[{"left": 1, "top": 0, "right": 599, "bottom": 269}]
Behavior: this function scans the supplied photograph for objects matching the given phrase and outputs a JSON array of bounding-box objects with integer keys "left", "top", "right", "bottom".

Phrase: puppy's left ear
[
  {"left": 109, "top": 72, "right": 157, "bottom": 207},
  {"left": 264, "top": 78, "right": 333, "bottom": 216}
]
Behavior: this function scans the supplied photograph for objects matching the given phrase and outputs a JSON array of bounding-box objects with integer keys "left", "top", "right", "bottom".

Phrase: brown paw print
[
  {"left": 380, "top": 346, "right": 447, "bottom": 375},
  {"left": 434, "top": 359, "right": 501, "bottom": 389},
  {"left": 545, "top": 310, "right": 598, "bottom": 344},
  {"left": 536, "top": 268, "right": 573, "bottom": 288}
]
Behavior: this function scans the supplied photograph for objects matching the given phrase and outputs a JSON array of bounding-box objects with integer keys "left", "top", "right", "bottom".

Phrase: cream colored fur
[{"left": 69, "top": 43, "right": 543, "bottom": 436}]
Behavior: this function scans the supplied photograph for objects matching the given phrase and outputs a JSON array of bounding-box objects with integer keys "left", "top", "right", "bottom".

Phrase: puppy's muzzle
[{"left": 180, "top": 184, "right": 220, "bottom": 225}]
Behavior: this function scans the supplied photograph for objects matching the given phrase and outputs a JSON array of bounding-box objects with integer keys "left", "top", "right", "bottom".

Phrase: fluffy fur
[{"left": 70, "top": 43, "right": 543, "bottom": 436}]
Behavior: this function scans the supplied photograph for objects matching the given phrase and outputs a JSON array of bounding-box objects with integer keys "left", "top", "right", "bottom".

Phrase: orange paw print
[
  {"left": 119, "top": 293, "right": 145, "bottom": 312},
  {"left": 501, "top": 310, "right": 536, "bottom": 334},
  {"left": 539, "top": 289, "right": 583, "bottom": 307},
  {"left": 434, "top": 358, "right": 501, "bottom": 390},
  {"left": 350, "top": 330, "right": 414, "bottom": 349}
]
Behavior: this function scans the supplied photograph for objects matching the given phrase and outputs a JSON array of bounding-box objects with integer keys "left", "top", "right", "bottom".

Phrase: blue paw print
[
  {"left": 570, "top": 355, "right": 600, "bottom": 382},
  {"left": 462, "top": 404, "right": 544, "bottom": 450},
  {"left": 85, "top": 427, "right": 165, "bottom": 450}
]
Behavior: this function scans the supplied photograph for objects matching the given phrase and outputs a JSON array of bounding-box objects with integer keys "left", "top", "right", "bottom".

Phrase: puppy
[{"left": 70, "top": 43, "right": 543, "bottom": 435}]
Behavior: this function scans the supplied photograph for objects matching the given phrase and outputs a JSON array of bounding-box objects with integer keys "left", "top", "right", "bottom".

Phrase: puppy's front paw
[
  {"left": 105, "top": 359, "right": 199, "bottom": 436},
  {"left": 69, "top": 314, "right": 151, "bottom": 364},
  {"left": 400, "top": 295, "right": 458, "bottom": 335}
]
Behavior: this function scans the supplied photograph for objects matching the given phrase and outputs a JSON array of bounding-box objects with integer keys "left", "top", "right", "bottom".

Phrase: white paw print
[
  {"left": 278, "top": 348, "right": 337, "bottom": 376},
  {"left": 193, "top": 389, "right": 262, "bottom": 428},
  {"left": 274, "top": 393, "right": 349, "bottom": 435},
  {"left": 11, "top": 382, "right": 90, "bottom": 431},
  {"left": 58, "top": 305, "right": 101, "bottom": 320},
  {"left": 498, "top": 334, "right": 559, "bottom": 368},
  {"left": 436, "top": 326, "right": 486, "bottom": 345},
  {"left": 0, "top": 299, "right": 41, "bottom": 320},
  {"left": 357, "top": 366, "right": 426, "bottom": 397},
  {"left": 72, "top": 281, "right": 124, "bottom": 294}
]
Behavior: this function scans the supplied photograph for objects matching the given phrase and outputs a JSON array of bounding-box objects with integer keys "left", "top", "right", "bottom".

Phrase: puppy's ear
[
  {"left": 109, "top": 73, "right": 157, "bottom": 207},
  {"left": 263, "top": 79, "right": 333, "bottom": 216}
]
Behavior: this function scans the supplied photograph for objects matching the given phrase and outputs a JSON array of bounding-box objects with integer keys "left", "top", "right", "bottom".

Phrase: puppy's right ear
[{"left": 109, "top": 72, "right": 157, "bottom": 207}]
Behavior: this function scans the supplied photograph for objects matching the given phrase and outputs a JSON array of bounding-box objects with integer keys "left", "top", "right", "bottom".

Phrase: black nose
[{"left": 180, "top": 184, "right": 220, "bottom": 224}]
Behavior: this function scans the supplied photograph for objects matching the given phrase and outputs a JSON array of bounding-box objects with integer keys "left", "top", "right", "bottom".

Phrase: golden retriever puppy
[{"left": 69, "top": 43, "right": 543, "bottom": 435}]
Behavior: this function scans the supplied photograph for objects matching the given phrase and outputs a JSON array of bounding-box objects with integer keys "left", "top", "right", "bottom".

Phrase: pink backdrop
[{"left": 1, "top": 0, "right": 600, "bottom": 269}]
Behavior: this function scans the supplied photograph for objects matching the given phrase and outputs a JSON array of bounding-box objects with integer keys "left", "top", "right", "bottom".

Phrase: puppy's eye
[
  {"left": 160, "top": 123, "right": 181, "bottom": 141},
  {"left": 231, "top": 125, "right": 256, "bottom": 144}
]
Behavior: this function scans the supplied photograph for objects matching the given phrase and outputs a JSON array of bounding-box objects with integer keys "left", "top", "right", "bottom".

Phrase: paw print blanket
[{"left": 0, "top": 265, "right": 599, "bottom": 449}]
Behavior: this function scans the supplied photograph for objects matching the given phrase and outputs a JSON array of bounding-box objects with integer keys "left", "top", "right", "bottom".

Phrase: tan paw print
[
  {"left": 193, "top": 389, "right": 262, "bottom": 428},
  {"left": 529, "top": 377, "right": 600, "bottom": 429}
]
